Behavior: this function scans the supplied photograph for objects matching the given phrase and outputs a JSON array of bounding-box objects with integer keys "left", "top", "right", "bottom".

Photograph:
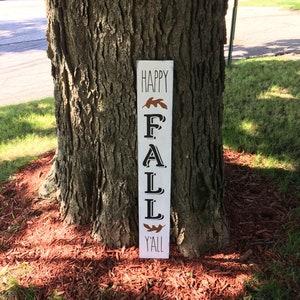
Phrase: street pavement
[
  {"left": 0, "top": 0, "right": 53, "bottom": 106},
  {"left": 225, "top": 3, "right": 300, "bottom": 60},
  {"left": 0, "top": 0, "right": 300, "bottom": 106}
]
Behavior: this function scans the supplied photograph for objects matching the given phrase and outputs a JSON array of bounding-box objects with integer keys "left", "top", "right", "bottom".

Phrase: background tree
[{"left": 45, "top": 0, "right": 228, "bottom": 257}]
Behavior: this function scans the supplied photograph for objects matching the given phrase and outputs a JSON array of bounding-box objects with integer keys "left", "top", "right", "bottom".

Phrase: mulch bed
[{"left": 0, "top": 149, "right": 296, "bottom": 299}]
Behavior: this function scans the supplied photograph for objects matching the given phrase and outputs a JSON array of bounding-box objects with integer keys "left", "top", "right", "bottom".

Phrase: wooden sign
[{"left": 137, "top": 60, "right": 174, "bottom": 258}]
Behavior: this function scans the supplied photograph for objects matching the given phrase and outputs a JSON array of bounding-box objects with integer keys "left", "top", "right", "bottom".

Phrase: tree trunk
[{"left": 45, "top": 0, "right": 228, "bottom": 257}]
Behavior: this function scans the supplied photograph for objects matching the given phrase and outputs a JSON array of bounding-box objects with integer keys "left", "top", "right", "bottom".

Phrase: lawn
[
  {"left": 239, "top": 0, "right": 300, "bottom": 10},
  {"left": 223, "top": 57, "right": 300, "bottom": 193},
  {"left": 0, "top": 98, "right": 56, "bottom": 183}
]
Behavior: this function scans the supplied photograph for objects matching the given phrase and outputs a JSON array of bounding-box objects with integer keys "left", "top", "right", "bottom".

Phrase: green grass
[
  {"left": 239, "top": 0, "right": 300, "bottom": 10},
  {"left": 223, "top": 57, "right": 300, "bottom": 192},
  {"left": 0, "top": 98, "right": 56, "bottom": 182},
  {"left": 224, "top": 57, "right": 300, "bottom": 299}
]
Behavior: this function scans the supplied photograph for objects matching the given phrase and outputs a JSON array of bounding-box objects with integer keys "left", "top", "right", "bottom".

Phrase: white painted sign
[{"left": 137, "top": 60, "right": 174, "bottom": 258}]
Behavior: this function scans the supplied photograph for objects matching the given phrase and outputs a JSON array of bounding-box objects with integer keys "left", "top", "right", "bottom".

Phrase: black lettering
[
  {"left": 145, "top": 172, "right": 164, "bottom": 194},
  {"left": 144, "top": 114, "right": 166, "bottom": 138},
  {"left": 143, "top": 144, "right": 165, "bottom": 168},
  {"left": 145, "top": 199, "right": 164, "bottom": 220}
]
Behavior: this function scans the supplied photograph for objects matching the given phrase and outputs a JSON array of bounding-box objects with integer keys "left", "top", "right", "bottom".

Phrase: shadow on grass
[
  {"left": 0, "top": 98, "right": 55, "bottom": 144},
  {"left": 0, "top": 98, "right": 56, "bottom": 182},
  {"left": 0, "top": 156, "right": 37, "bottom": 183},
  {"left": 223, "top": 58, "right": 300, "bottom": 191}
]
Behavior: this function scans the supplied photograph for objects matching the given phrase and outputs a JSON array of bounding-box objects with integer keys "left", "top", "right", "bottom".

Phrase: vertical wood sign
[{"left": 137, "top": 60, "right": 174, "bottom": 259}]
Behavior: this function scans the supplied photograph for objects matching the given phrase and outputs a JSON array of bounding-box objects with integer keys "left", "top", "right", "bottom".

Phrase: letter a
[{"left": 143, "top": 144, "right": 165, "bottom": 168}]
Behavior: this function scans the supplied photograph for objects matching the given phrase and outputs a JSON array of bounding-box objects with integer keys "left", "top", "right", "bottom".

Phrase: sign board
[{"left": 137, "top": 60, "right": 174, "bottom": 258}]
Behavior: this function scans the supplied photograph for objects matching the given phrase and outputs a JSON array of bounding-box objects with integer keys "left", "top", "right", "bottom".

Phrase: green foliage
[
  {"left": 223, "top": 57, "right": 300, "bottom": 192},
  {"left": 0, "top": 98, "right": 56, "bottom": 182},
  {"left": 239, "top": 0, "right": 300, "bottom": 10}
]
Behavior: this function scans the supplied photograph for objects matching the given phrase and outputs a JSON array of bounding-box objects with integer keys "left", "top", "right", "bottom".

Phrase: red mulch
[{"left": 0, "top": 149, "right": 296, "bottom": 299}]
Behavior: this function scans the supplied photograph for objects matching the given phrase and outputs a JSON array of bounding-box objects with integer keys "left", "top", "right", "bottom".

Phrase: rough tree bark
[{"left": 45, "top": 0, "right": 229, "bottom": 257}]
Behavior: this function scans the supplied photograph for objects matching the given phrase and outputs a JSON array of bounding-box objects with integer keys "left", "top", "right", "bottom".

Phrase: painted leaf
[
  {"left": 142, "top": 97, "right": 168, "bottom": 109},
  {"left": 158, "top": 101, "right": 168, "bottom": 109},
  {"left": 143, "top": 223, "right": 165, "bottom": 233},
  {"left": 143, "top": 223, "right": 152, "bottom": 230}
]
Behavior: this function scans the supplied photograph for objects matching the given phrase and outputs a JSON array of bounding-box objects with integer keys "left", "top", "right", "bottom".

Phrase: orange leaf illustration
[
  {"left": 142, "top": 97, "right": 168, "bottom": 109},
  {"left": 143, "top": 223, "right": 165, "bottom": 233}
]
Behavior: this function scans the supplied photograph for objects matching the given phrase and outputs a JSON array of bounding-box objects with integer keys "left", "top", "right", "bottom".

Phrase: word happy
[{"left": 141, "top": 69, "right": 169, "bottom": 93}]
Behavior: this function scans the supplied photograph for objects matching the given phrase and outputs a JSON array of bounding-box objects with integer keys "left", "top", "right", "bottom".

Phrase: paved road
[
  {"left": 225, "top": 4, "right": 300, "bottom": 60},
  {"left": 0, "top": 0, "right": 53, "bottom": 106},
  {"left": 0, "top": 1, "right": 300, "bottom": 106}
]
